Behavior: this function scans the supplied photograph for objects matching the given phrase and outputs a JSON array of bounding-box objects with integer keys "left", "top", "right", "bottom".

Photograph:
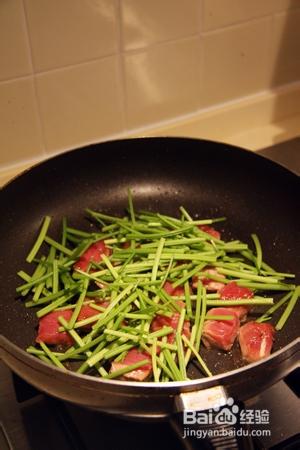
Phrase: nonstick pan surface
[{"left": 0, "top": 137, "right": 299, "bottom": 389}]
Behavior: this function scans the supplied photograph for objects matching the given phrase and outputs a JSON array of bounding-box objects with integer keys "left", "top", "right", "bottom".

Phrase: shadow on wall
[{"left": 271, "top": 0, "right": 300, "bottom": 144}]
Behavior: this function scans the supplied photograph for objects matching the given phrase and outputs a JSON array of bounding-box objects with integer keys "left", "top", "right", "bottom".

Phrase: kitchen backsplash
[{"left": 0, "top": 0, "right": 300, "bottom": 169}]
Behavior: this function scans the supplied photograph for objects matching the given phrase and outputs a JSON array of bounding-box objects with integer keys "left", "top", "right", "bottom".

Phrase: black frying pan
[{"left": 0, "top": 137, "right": 299, "bottom": 420}]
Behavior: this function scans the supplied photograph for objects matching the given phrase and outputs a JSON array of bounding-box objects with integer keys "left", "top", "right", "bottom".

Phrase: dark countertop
[{"left": 259, "top": 137, "right": 300, "bottom": 175}]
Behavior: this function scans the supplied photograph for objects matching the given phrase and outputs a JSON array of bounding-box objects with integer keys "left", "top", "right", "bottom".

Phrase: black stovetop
[
  {"left": 0, "top": 359, "right": 299, "bottom": 450},
  {"left": 1, "top": 139, "right": 299, "bottom": 450},
  {"left": 0, "top": 362, "right": 185, "bottom": 450}
]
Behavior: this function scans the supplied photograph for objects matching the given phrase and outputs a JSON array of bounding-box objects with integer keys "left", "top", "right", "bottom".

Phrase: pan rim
[
  {"left": 0, "top": 136, "right": 299, "bottom": 394},
  {"left": 1, "top": 330, "right": 299, "bottom": 393},
  {"left": 1, "top": 136, "right": 299, "bottom": 195}
]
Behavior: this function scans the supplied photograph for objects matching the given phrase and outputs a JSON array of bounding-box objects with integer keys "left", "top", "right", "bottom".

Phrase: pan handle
[
  {"left": 170, "top": 338, "right": 300, "bottom": 449},
  {"left": 170, "top": 387, "right": 244, "bottom": 450}
]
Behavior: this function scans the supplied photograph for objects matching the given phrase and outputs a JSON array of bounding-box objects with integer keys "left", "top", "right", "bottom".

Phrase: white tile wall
[
  {"left": 201, "top": 18, "right": 272, "bottom": 106},
  {"left": 36, "top": 57, "right": 124, "bottom": 153},
  {"left": 121, "top": 0, "right": 200, "bottom": 50},
  {"left": 0, "top": 78, "right": 44, "bottom": 166},
  {"left": 0, "top": 0, "right": 32, "bottom": 81},
  {"left": 202, "top": 0, "right": 298, "bottom": 31},
  {"left": 124, "top": 38, "right": 203, "bottom": 128},
  {"left": 0, "top": 0, "right": 299, "bottom": 169},
  {"left": 24, "top": 0, "right": 119, "bottom": 71}
]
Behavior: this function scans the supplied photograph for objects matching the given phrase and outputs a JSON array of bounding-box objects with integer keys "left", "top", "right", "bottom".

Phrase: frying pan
[{"left": 0, "top": 138, "right": 299, "bottom": 443}]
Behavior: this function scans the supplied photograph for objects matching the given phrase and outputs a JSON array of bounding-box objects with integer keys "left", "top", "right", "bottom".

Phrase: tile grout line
[
  {"left": 115, "top": 0, "right": 128, "bottom": 132},
  {"left": 198, "top": 0, "right": 205, "bottom": 99},
  {"left": 21, "top": 0, "right": 47, "bottom": 156},
  {"left": 0, "top": 73, "right": 34, "bottom": 85},
  {"left": 120, "top": 33, "right": 200, "bottom": 56},
  {"left": 31, "top": 52, "right": 118, "bottom": 79},
  {"left": 201, "top": 12, "right": 279, "bottom": 36},
  {"left": 199, "top": 0, "right": 204, "bottom": 36},
  {"left": 0, "top": 33, "right": 199, "bottom": 87},
  {"left": 1, "top": 34, "right": 195, "bottom": 86},
  {"left": 267, "top": 12, "right": 276, "bottom": 88},
  {"left": 3, "top": 36, "right": 205, "bottom": 86}
]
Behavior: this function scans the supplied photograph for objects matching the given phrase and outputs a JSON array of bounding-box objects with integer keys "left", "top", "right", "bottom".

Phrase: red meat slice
[
  {"left": 77, "top": 301, "right": 109, "bottom": 329},
  {"left": 219, "top": 282, "right": 254, "bottom": 320},
  {"left": 198, "top": 225, "right": 221, "bottom": 240},
  {"left": 220, "top": 282, "right": 253, "bottom": 299},
  {"left": 77, "top": 301, "right": 109, "bottom": 322},
  {"left": 110, "top": 348, "right": 152, "bottom": 381},
  {"left": 36, "top": 309, "right": 73, "bottom": 346},
  {"left": 239, "top": 321, "right": 275, "bottom": 363},
  {"left": 152, "top": 281, "right": 191, "bottom": 344},
  {"left": 151, "top": 311, "right": 191, "bottom": 344},
  {"left": 192, "top": 267, "right": 225, "bottom": 292},
  {"left": 36, "top": 301, "right": 108, "bottom": 345},
  {"left": 163, "top": 281, "right": 185, "bottom": 297},
  {"left": 74, "top": 240, "right": 111, "bottom": 272},
  {"left": 202, "top": 307, "right": 240, "bottom": 351}
]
